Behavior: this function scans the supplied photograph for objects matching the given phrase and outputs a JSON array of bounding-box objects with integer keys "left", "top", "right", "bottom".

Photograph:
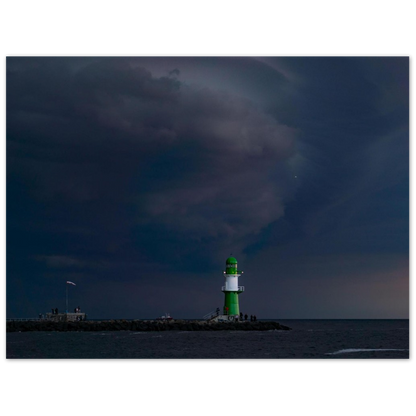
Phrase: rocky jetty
[{"left": 7, "top": 319, "right": 291, "bottom": 332}]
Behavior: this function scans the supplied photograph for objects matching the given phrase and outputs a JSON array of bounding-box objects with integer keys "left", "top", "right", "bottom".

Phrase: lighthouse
[{"left": 222, "top": 256, "right": 244, "bottom": 316}]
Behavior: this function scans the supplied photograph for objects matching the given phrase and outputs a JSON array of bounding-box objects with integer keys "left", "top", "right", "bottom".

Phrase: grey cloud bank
[{"left": 7, "top": 57, "right": 408, "bottom": 319}]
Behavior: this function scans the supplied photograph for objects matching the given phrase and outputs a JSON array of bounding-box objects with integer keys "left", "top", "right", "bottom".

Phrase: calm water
[{"left": 6, "top": 319, "right": 409, "bottom": 359}]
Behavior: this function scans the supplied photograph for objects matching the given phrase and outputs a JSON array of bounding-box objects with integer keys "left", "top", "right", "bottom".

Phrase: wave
[{"left": 326, "top": 348, "right": 409, "bottom": 355}]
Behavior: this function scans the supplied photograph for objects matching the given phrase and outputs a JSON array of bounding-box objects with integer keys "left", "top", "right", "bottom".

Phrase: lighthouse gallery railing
[{"left": 221, "top": 286, "right": 244, "bottom": 292}]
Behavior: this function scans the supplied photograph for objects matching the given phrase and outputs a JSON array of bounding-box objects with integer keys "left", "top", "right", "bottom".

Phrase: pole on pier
[{"left": 65, "top": 281, "right": 76, "bottom": 314}]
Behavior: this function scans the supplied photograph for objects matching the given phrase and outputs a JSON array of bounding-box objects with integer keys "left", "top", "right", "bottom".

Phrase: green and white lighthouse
[{"left": 222, "top": 256, "right": 244, "bottom": 316}]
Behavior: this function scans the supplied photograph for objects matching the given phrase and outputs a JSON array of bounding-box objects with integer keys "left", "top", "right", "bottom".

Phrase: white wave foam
[{"left": 326, "top": 348, "right": 408, "bottom": 355}]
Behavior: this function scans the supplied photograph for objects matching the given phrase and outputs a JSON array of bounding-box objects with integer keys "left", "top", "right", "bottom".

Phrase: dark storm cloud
[
  {"left": 7, "top": 57, "right": 408, "bottom": 318},
  {"left": 8, "top": 58, "right": 297, "bottom": 255},
  {"left": 247, "top": 58, "right": 409, "bottom": 252}
]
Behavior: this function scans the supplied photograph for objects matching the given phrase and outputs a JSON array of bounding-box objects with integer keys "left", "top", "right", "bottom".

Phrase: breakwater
[{"left": 7, "top": 319, "right": 291, "bottom": 332}]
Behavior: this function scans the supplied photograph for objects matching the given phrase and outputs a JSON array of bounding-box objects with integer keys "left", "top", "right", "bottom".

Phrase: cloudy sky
[{"left": 6, "top": 57, "right": 408, "bottom": 319}]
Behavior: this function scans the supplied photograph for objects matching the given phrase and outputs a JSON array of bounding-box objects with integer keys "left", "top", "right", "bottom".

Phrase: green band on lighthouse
[{"left": 223, "top": 291, "right": 240, "bottom": 315}]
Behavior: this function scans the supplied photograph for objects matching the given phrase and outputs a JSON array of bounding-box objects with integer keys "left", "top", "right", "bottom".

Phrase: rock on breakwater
[{"left": 7, "top": 319, "right": 291, "bottom": 332}]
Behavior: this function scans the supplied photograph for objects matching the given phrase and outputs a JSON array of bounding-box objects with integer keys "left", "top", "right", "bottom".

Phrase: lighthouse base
[
  {"left": 223, "top": 291, "right": 241, "bottom": 316},
  {"left": 210, "top": 314, "right": 240, "bottom": 323}
]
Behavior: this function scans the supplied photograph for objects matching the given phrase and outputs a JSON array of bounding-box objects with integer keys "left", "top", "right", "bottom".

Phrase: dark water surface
[{"left": 7, "top": 319, "right": 409, "bottom": 359}]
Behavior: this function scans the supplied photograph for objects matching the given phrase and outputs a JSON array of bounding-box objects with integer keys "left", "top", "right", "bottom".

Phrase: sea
[{"left": 6, "top": 319, "right": 409, "bottom": 359}]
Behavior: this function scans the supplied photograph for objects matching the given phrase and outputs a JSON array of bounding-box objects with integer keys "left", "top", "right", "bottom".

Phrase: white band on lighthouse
[{"left": 223, "top": 274, "right": 241, "bottom": 291}]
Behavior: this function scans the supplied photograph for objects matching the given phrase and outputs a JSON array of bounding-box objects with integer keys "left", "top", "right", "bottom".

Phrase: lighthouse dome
[{"left": 226, "top": 257, "right": 237, "bottom": 264}]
